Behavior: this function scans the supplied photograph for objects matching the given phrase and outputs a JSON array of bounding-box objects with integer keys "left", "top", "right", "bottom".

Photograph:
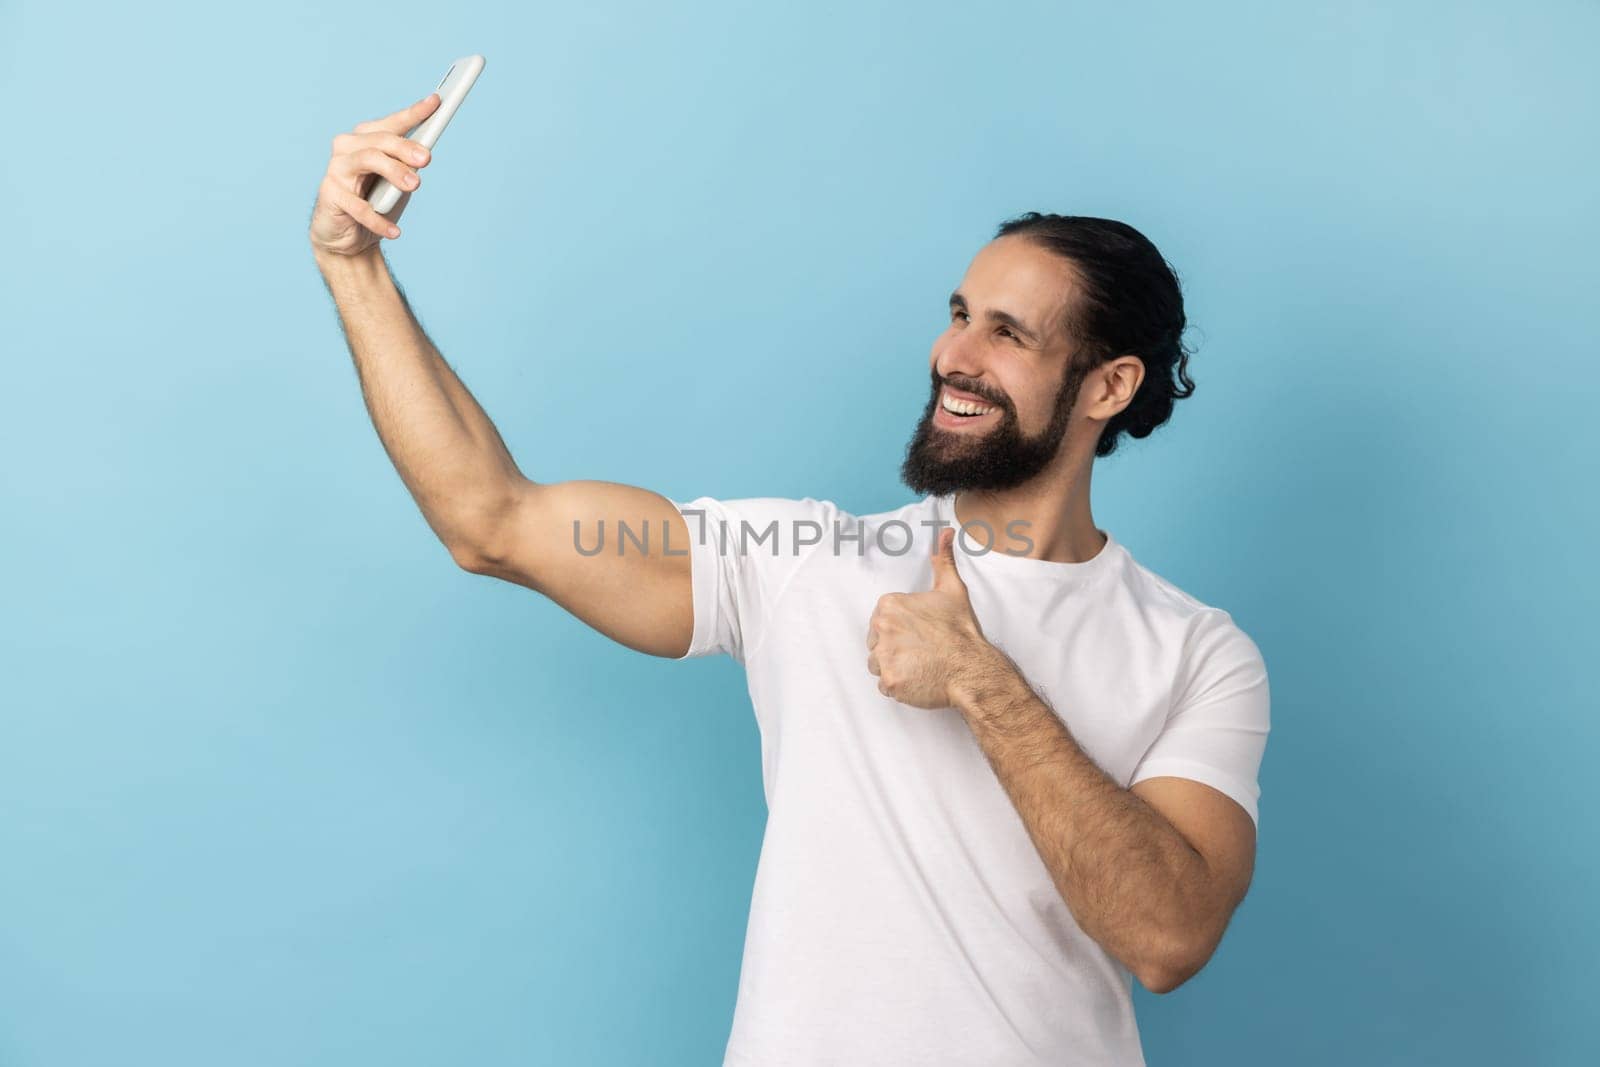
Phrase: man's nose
[{"left": 935, "top": 331, "right": 987, "bottom": 382}]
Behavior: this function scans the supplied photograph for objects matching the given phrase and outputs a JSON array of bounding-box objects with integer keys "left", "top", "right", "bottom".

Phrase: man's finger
[
  {"left": 354, "top": 93, "right": 440, "bottom": 135},
  {"left": 930, "top": 527, "right": 965, "bottom": 592}
]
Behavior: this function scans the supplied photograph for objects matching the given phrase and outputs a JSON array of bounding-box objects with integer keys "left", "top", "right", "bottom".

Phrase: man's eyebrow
[{"left": 948, "top": 291, "right": 1042, "bottom": 343}]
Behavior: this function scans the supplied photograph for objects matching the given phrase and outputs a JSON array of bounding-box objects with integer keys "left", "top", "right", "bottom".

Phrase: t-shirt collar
[{"left": 930, "top": 492, "right": 1122, "bottom": 586}]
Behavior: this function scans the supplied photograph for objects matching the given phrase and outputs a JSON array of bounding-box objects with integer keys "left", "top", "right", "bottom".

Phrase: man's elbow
[
  {"left": 449, "top": 540, "right": 493, "bottom": 574},
  {"left": 1138, "top": 961, "right": 1197, "bottom": 995},
  {"left": 1136, "top": 935, "right": 1216, "bottom": 995},
  {"left": 445, "top": 486, "right": 527, "bottom": 575}
]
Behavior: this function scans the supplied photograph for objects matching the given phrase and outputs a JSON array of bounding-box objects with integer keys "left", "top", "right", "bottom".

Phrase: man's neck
[{"left": 950, "top": 461, "right": 1105, "bottom": 564}]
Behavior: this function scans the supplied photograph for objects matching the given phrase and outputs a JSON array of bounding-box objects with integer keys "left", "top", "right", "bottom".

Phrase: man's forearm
[
  {"left": 314, "top": 245, "right": 520, "bottom": 550},
  {"left": 950, "top": 650, "right": 1216, "bottom": 990}
]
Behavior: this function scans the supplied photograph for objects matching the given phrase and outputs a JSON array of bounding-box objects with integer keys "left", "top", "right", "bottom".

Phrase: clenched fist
[{"left": 867, "top": 528, "right": 1000, "bottom": 709}]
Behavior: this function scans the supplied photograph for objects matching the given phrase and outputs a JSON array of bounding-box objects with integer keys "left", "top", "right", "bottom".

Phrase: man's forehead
[
  {"left": 955, "top": 239, "right": 1078, "bottom": 338},
  {"left": 968, "top": 237, "right": 1076, "bottom": 296}
]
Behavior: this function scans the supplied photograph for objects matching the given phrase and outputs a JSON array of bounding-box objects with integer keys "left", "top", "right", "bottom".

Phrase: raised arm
[{"left": 308, "top": 94, "right": 694, "bottom": 659}]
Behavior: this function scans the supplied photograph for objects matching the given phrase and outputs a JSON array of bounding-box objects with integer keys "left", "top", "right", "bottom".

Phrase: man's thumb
[{"left": 931, "top": 527, "right": 966, "bottom": 592}]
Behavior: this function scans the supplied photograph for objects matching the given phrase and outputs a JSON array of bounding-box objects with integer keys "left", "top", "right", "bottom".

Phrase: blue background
[{"left": 3, "top": 1, "right": 1595, "bottom": 1063}]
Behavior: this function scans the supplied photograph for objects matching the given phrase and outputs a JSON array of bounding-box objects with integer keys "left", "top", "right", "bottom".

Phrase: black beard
[{"left": 899, "top": 365, "right": 1083, "bottom": 496}]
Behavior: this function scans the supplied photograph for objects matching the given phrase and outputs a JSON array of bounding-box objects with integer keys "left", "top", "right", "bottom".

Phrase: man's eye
[
  {"left": 947, "top": 313, "right": 1011, "bottom": 342},
  {"left": 951, "top": 311, "right": 1017, "bottom": 342}
]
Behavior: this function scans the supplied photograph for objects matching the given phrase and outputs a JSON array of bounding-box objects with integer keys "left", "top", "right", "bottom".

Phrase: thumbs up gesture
[{"left": 867, "top": 527, "right": 998, "bottom": 709}]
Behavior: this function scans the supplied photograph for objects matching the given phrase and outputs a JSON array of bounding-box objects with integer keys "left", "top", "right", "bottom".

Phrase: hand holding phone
[
  {"left": 308, "top": 55, "right": 485, "bottom": 258},
  {"left": 365, "top": 55, "right": 486, "bottom": 214}
]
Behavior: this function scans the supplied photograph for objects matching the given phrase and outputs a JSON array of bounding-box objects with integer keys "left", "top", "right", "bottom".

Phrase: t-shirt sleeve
[
  {"left": 1128, "top": 610, "right": 1272, "bottom": 827},
  {"left": 665, "top": 495, "right": 839, "bottom": 665}
]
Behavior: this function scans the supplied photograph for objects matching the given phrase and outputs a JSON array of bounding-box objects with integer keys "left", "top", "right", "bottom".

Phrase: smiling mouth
[{"left": 939, "top": 388, "right": 1000, "bottom": 419}]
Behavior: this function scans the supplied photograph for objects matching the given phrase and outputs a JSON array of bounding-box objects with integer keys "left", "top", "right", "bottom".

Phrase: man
[{"left": 310, "top": 93, "right": 1270, "bottom": 1066}]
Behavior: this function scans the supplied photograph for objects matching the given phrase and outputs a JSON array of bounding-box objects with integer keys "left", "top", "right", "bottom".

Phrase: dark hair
[{"left": 993, "top": 212, "right": 1196, "bottom": 458}]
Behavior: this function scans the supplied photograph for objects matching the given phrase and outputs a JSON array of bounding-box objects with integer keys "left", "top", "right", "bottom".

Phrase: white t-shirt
[{"left": 668, "top": 492, "right": 1270, "bottom": 1066}]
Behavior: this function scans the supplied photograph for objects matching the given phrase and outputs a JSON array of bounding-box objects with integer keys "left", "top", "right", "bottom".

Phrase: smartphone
[{"left": 366, "top": 54, "right": 486, "bottom": 215}]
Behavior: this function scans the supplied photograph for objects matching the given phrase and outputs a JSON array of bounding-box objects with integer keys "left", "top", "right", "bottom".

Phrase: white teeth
[{"left": 942, "top": 392, "right": 994, "bottom": 416}]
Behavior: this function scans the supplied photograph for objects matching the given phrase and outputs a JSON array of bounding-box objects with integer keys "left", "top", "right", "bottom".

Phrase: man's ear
[{"left": 1093, "top": 356, "right": 1145, "bottom": 420}]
